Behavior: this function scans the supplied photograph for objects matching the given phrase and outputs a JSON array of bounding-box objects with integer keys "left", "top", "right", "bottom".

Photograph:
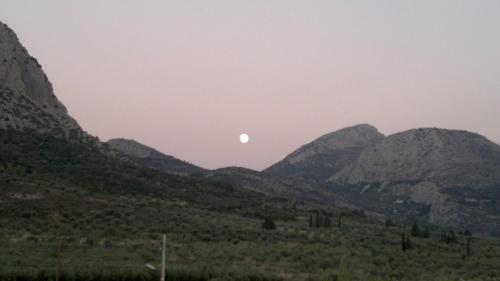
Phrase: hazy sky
[{"left": 1, "top": 1, "right": 500, "bottom": 170}]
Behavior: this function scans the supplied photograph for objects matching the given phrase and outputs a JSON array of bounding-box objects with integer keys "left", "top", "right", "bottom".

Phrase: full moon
[{"left": 239, "top": 133, "right": 249, "bottom": 144}]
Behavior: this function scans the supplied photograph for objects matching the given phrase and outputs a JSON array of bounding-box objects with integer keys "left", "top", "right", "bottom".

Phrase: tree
[
  {"left": 466, "top": 237, "right": 472, "bottom": 257},
  {"left": 338, "top": 213, "right": 344, "bottom": 228},
  {"left": 406, "top": 235, "right": 412, "bottom": 249},
  {"left": 401, "top": 232, "right": 407, "bottom": 252},
  {"left": 422, "top": 227, "right": 430, "bottom": 238},
  {"left": 262, "top": 217, "right": 276, "bottom": 230},
  {"left": 448, "top": 231, "right": 457, "bottom": 244},
  {"left": 440, "top": 231, "right": 447, "bottom": 243},
  {"left": 385, "top": 219, "right": 395, "bottom": 227},
  {"left": 441, "top": 230, "right": 458, "bottom": 244},
  {"left": 325, "top": 212, "right": 332, "bottom": 227},
  {"left": 411, "top": 222, "right": 420, "bottom": 237},
  {"left": 401, "top": 232, "right": 412, "bottom": 251}
]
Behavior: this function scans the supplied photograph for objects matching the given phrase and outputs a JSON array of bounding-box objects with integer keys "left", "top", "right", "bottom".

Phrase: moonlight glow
[{"left": 239, "top": 133, "right": 249, "bottom": 144}]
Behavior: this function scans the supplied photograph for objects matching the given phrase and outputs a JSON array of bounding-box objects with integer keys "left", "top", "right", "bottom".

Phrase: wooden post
[{"left": 161, "top": 234, "right": 166, "bottom": 281}]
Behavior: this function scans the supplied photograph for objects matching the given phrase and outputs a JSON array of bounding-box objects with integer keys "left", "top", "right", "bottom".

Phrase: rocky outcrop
[
  {"left": 265, "top": 124, "right": 384, "bottom": 182},
  {"left": 0, "top": 21, "right": 85, "bottom": 138}
]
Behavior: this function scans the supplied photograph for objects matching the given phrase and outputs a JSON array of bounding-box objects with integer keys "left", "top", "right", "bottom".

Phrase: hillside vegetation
[{"left": 1, "top": 130, "right": 500, "bottom": 281}]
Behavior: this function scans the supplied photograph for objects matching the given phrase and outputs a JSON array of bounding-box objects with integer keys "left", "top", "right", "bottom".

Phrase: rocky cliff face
[
  {"left": 0, "top": 21, "right": 85, "bottom": 138},
  {"left": 265, "top": 124, "right": 385, "bottom": 182},
  {"left": 328, "top": 128, "right": 500, "bottom": 234},
  {"left": 331, "top": 128, "right": 500, "bottom": 187}
]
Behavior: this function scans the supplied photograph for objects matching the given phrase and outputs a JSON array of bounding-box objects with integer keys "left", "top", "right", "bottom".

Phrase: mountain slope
[
  {"left": 265, "top": 124, "right": 384, "bottom": 182},
  {"left": 107, "top": 138, "right": 207, "bottom": 176},
  {"left": 206, "top": 166, "right": 320, "bottom": 199},
  {"left": 0, "top": 22, "right": 86, "bottom": 139},
  {"left": 0, "top": 129, "right": 297, "bottom": 219},
  {"left": 328, "top": 128, "right": 500, "bottom": 234}
]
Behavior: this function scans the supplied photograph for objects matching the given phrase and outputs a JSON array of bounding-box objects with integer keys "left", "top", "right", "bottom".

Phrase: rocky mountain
[
  {"left": 0, "top": 21, "right": 86, "bottom": 139},
  {"left": 265, "top": 124, "right": 384, "bottom": 182},
  {"left": 107, "top": 138, "right": 207, "bottom": 176},
  {"left": 328, "top": 128, "right": 500, "bottom": 234}
]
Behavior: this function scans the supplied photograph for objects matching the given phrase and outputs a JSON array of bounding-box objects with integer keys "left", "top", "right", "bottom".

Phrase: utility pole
[{"left": 161, "top": 234, "right": 166, "bottom": 281}]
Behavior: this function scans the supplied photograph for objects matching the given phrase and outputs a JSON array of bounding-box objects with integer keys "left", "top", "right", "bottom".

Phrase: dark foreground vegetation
[{"left": 1, "top": 130, "right": 500, "bottom": 281}]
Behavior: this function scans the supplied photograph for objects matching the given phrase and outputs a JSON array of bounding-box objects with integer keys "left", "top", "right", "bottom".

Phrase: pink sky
[{"left": 1, "top": 1, "right": 500, "bottom": 170}]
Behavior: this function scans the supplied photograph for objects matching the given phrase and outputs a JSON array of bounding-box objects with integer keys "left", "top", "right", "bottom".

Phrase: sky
[{"left": 1, "top": 1, "right": 500, "bottom": 170}]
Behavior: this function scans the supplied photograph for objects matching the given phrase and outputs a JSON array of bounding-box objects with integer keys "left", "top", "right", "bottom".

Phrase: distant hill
[
  {"left": 107, "top": 139, "right": 318, "bottom": 199},
  {"left": 264, "top": 124, "right": 384, "bottom": 182}
]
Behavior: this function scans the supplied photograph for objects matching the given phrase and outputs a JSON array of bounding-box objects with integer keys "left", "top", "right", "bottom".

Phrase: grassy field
[{"left": 2, "top": 186, "right": 500, "bottom": 281}]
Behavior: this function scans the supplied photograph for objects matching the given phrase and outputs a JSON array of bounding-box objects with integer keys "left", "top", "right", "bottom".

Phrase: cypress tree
[
  {"left": 466, "top": 237, "right": 472, "bottom": 257},
  {"left": 401, "top": 232, "right": 406, "bottom": 251},
  {"left": 320, "top": 210, "right": 325, "bottom": 227},
  {"left": 385, "top": 219, "right": 395, "bottom": 227},
  {"left": 422, "top": 227, "right": 430, "bottom": 238},
  {"left": 308, "top": 211, "right": 313, "bottom": 228},
  {"left": 440, "top": 231, "right": 447, "bottom": 243},
  {"left": 406, "top": 236, "right": 412, "bottom": 249},
  {"left": 449, "top": 231, "right": 457, "bottom": 244},
  {"left": 411, "top": 222, "right": 420, "bottom": 237},
  {"left": 315, "top": 210, "right": 320, "bottom": 228},
  {"left": 325, "top": 212, "right": 331, "bottom": 228}
]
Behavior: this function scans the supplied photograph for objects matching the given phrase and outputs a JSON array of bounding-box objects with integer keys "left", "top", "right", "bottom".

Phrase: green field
[{"left": 2, "top": 189, "right": 500, "bottom": 281}]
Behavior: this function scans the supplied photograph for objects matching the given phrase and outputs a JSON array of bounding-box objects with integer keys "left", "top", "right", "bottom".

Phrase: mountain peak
[
  {"left": 309, "top": 124, "right": 383, "bottom": 149},
  {"left": 0, "top": 21, "right": 85, "bottom": 138},
  {"left": 264, "top": 124, "right": 384, "bottom": 181}
]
